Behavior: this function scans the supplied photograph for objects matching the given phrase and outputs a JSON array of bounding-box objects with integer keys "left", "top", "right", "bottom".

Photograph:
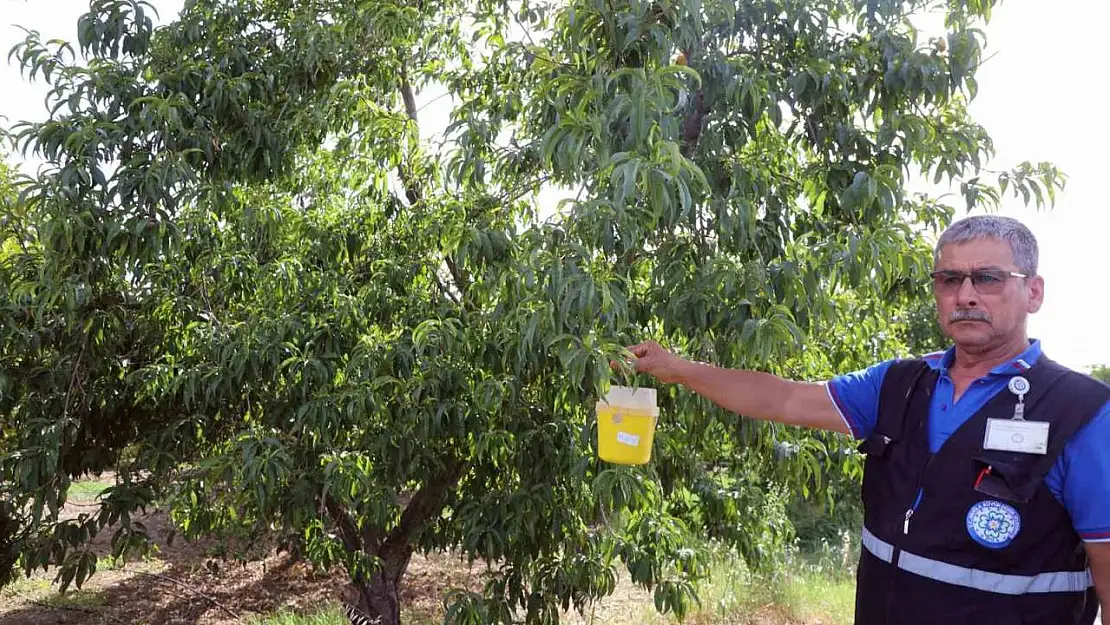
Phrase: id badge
[{"left": 983, "top": 418, "right": 1049, "bottom": 455}]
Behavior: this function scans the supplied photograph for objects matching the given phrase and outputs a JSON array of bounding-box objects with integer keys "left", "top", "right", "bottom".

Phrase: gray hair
[{"left": 934, "top": 215, "right": 1039, "bottom": 276}]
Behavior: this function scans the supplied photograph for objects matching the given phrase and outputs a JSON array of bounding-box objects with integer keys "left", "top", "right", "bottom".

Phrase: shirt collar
[{"left": 923, "top": 339, "right": 1042, "bottom": 376}]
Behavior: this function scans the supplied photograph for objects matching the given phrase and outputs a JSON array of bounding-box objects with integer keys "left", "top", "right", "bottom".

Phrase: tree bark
[
  {"left": 681, "top": 88, "right": 709, "bottom": 156},
  {"left": 0, "top": 501, "right": 19, "bottom": 587},
  {"left": 391, "top": 59, "right": 470, "bottom": 300},
  {"left": 346, "top": 543, "right": 413, "bottom": 625},
  {"left": 334, "top": 461, "right": 463, "bottom": 625},
  {"left": 396, "top": 63, "right": 422, "bottom": 207}
]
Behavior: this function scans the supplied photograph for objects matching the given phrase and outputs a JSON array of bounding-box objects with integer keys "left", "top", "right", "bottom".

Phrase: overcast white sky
[{"left": 2, "top": 0, "right": 1107, "bottom": 370}]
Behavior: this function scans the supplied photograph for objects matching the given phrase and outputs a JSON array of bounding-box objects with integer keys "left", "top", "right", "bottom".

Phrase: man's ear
[{"left": 1027, "top": 275, "right": 1045, "bottom": 313}]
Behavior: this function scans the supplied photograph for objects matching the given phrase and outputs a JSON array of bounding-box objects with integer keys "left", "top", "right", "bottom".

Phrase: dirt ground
[{"left": 0, "top": 494, "right": 804, "bottom": 625}]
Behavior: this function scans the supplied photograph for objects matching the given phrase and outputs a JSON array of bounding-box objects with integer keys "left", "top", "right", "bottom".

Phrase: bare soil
[{"left": 0, "top": 490, "right": 803, "bottom": 625}]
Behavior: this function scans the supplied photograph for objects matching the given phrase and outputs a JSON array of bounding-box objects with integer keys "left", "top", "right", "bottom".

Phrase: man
[{"left": 627, "top": 215, "right": 1110, "bottom": 624}]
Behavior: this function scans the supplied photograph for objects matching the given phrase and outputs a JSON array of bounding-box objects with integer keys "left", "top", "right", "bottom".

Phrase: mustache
[{"left": 950, "top": 309, "right": 991, "bottom": 323}]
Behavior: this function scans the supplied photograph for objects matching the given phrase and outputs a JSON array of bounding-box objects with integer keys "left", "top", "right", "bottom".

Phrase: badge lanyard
[
  {"left": 982, "top": 375, "right": 1049, "bottom": 456},
  {"left": 1009, "top": 375, "right": 1029, "bottom": 420}
]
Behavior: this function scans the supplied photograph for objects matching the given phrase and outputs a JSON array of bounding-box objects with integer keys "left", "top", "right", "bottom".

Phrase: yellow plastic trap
[{"left": 596, "top": 385, "right": 659, "bottom": 465}]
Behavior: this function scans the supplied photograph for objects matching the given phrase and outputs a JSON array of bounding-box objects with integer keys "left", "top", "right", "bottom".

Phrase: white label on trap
[{"left": 616, "top": 432, "right": 641, "bottom": 447}]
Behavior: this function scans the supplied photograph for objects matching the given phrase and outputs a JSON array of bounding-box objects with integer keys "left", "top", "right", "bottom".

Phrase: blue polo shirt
[{"left": 828, "top": 340, "right": 1110, "bottom": 543}]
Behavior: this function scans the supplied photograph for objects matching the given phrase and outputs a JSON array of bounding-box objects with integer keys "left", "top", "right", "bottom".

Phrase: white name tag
[
  {"left": 616, "top": 432, "right": 641, "bottom": 447},
  {"left": 983, "top": 418, "right": 1049, "bottom": 455}
]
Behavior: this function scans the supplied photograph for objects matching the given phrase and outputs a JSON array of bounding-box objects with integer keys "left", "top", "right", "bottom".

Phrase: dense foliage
[
  {"left": 1090, "top": 365, "right": 1110, "bottom": 385},
  {"left": 0, "top": 0, "right": 1063, "bottom": 622}
]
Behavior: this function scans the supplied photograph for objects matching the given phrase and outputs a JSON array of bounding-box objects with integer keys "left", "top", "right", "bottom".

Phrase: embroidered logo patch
[{"left": 966, "top": 500, "right": 1021, "bottom": 549}]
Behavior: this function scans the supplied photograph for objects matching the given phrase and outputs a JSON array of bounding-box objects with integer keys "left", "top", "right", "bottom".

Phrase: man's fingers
[
  {"left": 612, "top": 341, "right": 670, "bottom": 375},
  {"left": 611, "top": 343, "right": 649, "bottom": 373},
  {"left": 611, "top": 348, "right": 639, "bottom": 371}
]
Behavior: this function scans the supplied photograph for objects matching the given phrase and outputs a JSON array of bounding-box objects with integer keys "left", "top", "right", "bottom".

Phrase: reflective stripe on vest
[{"left": 861, "top": 526, "right": 1092, "bottom": 595}]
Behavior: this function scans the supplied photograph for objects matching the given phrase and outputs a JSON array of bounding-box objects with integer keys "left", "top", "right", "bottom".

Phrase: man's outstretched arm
[{"left": 625, "top": 340, "right": 852, "bottom": 435}]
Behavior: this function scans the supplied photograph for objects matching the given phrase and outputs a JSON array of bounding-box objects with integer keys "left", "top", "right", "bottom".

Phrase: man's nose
[{"left": 956, "top": 276, "right": 979, "bottom": 307}]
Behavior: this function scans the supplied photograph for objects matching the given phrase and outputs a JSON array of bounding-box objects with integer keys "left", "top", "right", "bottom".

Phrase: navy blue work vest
[{"left": 855, "top": 356, "right": 1109, "bottom": 625}]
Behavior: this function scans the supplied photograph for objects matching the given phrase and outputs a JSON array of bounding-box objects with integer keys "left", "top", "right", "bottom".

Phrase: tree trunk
[
  {"left": 0, "top": 501, "right": 19, "bottom": 587},
  {"left": 330, "top": 461, "right": 462, "bottom": 624},
  {"left": 345, "top": 543, "right": 413, "bottom": 625},
  {"left": 337, "top": 59, "right": 454, "bottom": 613},
  {"left": 681, "top": 88, "right": 709, "bottom": 156}
]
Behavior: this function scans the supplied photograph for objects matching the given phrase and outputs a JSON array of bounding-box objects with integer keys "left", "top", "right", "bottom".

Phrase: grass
[
  {"left": 248, "top": 604, "right": 439, "bottom": 625},
  {"left": 38, "top": 588, "right": 108, "bottom": 611},
  {"left": 2, "top": 576, "right": 108, "bottom": 612},
  {"left": 634, "top": 549, "right": 856, "bottom": 625},
  {"left": 249, "top": 606, "right": 349, "bottom": 625},
  {"left": 774, "top": 568, "right": 856, "bottom": 624},
  {"left": 770, "top": 530, "right": 859, "bottom": 624},
  {"left": 67, "top": 477, "right": 114, "bottom": 501},
  {"left": 246, "top": 547, "right": 858, "bottom": 625},
  {"left": 1, "top": 576, "right": 51, "bottom": 597}
]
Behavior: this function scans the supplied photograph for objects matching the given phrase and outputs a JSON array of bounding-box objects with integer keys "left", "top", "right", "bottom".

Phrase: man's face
[{"left": 932, "top": 238, "right": 1044, "bottom": 353}]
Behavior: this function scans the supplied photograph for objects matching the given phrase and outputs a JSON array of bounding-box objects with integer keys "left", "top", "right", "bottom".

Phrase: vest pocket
[
  {"left": 858, "top": 431, "right": 895, "bottom": 458},
  {"left": 971, "top": 456, "right": 1035, "bottom": 504}
]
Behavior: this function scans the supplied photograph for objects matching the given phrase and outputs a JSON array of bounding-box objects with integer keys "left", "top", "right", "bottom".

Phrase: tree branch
[
  {"left": 377, "top": 460, "right": 463, "bottom": 584},
  {"left": 324, "top": 495, "right": 369, "bottom": 555},
  {"left": 432, "top": 270, "right": 460, "bottom": 304},
  {"left": 387, "top": 460, "right": 462, "bottom": 547},
  {"left": 681, "top": 88, "right": 710, "bottom": 156},
  {"left": 399, "top": 64, "right": 419, "bottom": 124},
  {"left": 395, "top": 60, "right": 423, "bottom": 207},
  {"left": 395, "top": 56, "right": 473, "bottom": 301},
  {"left": 497, "top": 172, "right": 555, "bottom": 206},
  {"left": 63, "top": 337, "right": 89, "bottom": 418},
  {"left": 444, "top": 256, "right": 469, "bottom": 297}
]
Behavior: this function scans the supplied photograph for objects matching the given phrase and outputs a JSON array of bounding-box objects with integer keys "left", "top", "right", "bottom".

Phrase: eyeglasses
[{"left": 930, "top": 269, "right": 1027, "bottom": 295}]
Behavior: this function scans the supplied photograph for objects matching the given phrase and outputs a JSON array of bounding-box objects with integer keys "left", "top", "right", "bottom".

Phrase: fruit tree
[{"left": 0, "top": 0, "right": 1063, "bottom": 622}]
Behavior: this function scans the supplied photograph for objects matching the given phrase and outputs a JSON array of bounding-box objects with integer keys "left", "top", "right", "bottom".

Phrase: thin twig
[
  {"left": 445, "top": 256, "right": 469, "bottom": 297},
  {"left": 199, "top": 272, "right": 223, "bottom": 329},
  {"left": 134, "top": 571, "right": 240, "bottom": 619},
  {"left": 414, "top": 90, "right": 453, "bottom": 116},
  {"left": 63, "top": 338, "right": 89, "bottom": 418},
  {"left": 497, "top": 173, "right": 555, "bottom": 206},
  {"left": 432, "top": 269, "right": 461, "bottom": 304},
  {"left": 511, "top": 8, "right": 577, "bottom": 70},
  {"left": 511, "top": 7, "right": 538, "bottom": 48},
  {"left": 967, "top": 49, "right": 1000, "bottom": 73},
  {"left": 9, "top": 588, "right": 127, "bottom": 625}
]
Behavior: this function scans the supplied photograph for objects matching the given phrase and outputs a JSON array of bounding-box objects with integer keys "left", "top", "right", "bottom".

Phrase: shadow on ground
[{"left": 0, "top": 509, "right": 349, "bottom": 625}]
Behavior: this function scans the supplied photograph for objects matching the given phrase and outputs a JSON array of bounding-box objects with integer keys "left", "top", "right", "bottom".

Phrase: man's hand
[
  {"left": 625, "top": 341, "right": 691, "bottom": 384},
  {"left": 619, "top": 340, "right": 852, "bottom": 435}
]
